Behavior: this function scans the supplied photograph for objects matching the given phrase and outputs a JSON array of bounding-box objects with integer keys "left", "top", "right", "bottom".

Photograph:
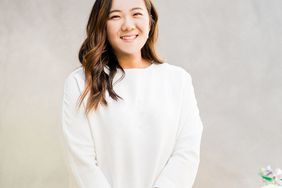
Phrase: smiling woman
[
  {"left": 106, "top": 1, "right": 151, "bottom": 59},
  {"left": 77, "top": 0, "right": 162, "bottom": 114},
  {"left": 61, "top": 0, "right": 203, "bottom": 188}
]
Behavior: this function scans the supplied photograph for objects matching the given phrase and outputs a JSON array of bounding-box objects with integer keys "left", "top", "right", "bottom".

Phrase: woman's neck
[{"left": 116, "top": 54, "right": 150, "bottom": 69}]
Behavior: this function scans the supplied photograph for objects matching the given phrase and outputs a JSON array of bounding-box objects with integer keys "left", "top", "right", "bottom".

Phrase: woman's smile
[
  {"left": 120, "top": 34, "right": 139, "bottom": 42},
  {"left": 106, "top": 0, "right": 151, "bottom": 55}
]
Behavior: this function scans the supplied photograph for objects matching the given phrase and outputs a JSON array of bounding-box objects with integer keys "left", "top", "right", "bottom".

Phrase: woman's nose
[{"left": 121, "top": 17, "right": 135, "bottom": 31}]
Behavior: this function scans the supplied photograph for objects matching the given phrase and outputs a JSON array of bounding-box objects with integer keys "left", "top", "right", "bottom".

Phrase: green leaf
[{"left": 261, "top": 175, "right": 273, "bottom": 181}]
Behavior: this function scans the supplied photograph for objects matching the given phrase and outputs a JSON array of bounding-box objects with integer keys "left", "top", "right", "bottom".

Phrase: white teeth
[{"left": 121, "top": 35, "right": 137, "bottom": 40}]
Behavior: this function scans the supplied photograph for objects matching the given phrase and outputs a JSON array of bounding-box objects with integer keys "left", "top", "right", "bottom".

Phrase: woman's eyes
[
  {"left": 110, "top": 15, "right": 120, "bottom": 19},
  {"left": 109, "top": 13, "right": 143, "bottom": 19},
  {"left": 133, "top": 13, "right": 143, "bottom": 16}
]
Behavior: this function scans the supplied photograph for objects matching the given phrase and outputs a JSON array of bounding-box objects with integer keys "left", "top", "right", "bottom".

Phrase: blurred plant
[{"left": 259, "top": 165, "right": 282, "bottom": 186}]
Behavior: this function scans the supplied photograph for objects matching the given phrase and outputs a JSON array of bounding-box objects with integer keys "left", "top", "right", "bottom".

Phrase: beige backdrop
[{"left": 0, "top": 0, "right": 281, "bottom": 188}]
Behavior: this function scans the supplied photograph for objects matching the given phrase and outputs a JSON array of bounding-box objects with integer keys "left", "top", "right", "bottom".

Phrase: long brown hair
[{"left": 77, "top": 0, "right": 163, "bottom": 116}]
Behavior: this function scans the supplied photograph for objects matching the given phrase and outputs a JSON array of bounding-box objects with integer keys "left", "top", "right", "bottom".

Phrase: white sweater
[{"left": 61, "top": 62, "right": 204, "bottom": 188}]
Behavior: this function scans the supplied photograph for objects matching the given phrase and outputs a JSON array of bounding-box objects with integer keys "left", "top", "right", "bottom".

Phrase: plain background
[{"left": 0, "top": 0, "right": 281, "bottom": 187}]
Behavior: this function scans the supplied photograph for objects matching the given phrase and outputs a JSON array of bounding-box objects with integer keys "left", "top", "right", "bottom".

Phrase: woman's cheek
[
  {"left": 139, "top": 19, "right": 150, "bottom": 31},
  {"left": 107, "top": 23, "right": 119, "bottom": 39}
]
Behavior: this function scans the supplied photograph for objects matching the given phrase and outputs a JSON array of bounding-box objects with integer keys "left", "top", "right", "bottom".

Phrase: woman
[{"left": 61, "top": 0, "right": 204, "bottom": 188}]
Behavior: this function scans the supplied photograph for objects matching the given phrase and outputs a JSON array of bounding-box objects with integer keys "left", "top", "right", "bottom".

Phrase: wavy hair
[{"left": 77, "top": 0, "right": 163, "bottom": 116}]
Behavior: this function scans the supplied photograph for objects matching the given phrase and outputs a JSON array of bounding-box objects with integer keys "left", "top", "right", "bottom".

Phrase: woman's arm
[
  {"left": 152, "top": 72, "right": 204, "bottom": 188},
  {"left": 61, "top": 73, "right": 112, "bottom": 188}
]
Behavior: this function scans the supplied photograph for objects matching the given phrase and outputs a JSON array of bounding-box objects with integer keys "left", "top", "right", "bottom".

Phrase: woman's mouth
[{"left": 120, "top": 34, "right": 138, "bottom": 42}]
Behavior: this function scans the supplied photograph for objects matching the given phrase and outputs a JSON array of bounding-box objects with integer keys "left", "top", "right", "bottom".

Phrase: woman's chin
[
  {"left": 116, "top": 49, "right": 143, "bottom": 57},
  {"left": 113, "top": 41, "right": 146, "bottom": 56}
]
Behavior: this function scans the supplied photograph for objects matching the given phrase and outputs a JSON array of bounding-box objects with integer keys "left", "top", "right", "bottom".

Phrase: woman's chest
[{"left": 91, "top": 76, "right": 183, "bottom": 140}]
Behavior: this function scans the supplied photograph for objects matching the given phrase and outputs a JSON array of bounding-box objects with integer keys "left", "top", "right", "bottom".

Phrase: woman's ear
[
  {"left": 149, "top": 14, "right": 153, "bottom": 30},
  {"left": 150, "top": 14, "right": 153, "bottom": 27},
  {"left": 148, "top": 14, "right": 154, "bottom": 37}
]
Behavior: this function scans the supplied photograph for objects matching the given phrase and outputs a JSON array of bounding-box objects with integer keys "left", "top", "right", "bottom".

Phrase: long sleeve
[
  {"left": 152, "top": 72, "right": 204, "bottom": 188},
  {"left": 61, "top": 74, "right": 112, "bottom": 188}
]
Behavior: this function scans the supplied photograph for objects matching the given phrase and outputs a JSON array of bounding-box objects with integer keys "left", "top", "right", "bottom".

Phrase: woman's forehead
[{"left": 110, "top": 0, "right": 147, "bottom": 11}]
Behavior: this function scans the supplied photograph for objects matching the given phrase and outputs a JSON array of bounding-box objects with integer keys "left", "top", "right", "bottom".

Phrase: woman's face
[{"left": 106, "top": 0, "right": 151, "bottom": 58}]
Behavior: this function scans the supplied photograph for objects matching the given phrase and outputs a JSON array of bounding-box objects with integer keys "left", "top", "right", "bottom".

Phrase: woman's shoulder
[
  {"left": 63, "top": 66, "right": 85, "bottom": 91},
  {"left": 66, "top": 66, "right": 85, "bottom": 81},
  {"left": 160, "top": 62, "right": 192, "bottom": 82}
]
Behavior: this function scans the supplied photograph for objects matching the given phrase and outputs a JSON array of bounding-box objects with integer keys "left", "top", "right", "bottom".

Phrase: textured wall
[{"left": 0, "top": 0, "right": 281, "bottom": 188}]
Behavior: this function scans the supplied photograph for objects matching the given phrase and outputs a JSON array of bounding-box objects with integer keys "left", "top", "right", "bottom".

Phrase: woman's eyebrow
[
  {"left": 131, "top": 7, "right": 143, "bottom": 11},
  {"left": 109, "top": 7, "right": 143, "bottom": 14}
]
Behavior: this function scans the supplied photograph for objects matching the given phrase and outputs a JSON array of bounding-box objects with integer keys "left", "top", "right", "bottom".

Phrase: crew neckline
[{"left": 122, "top": 62, "right": 155, "bottom": 72}]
